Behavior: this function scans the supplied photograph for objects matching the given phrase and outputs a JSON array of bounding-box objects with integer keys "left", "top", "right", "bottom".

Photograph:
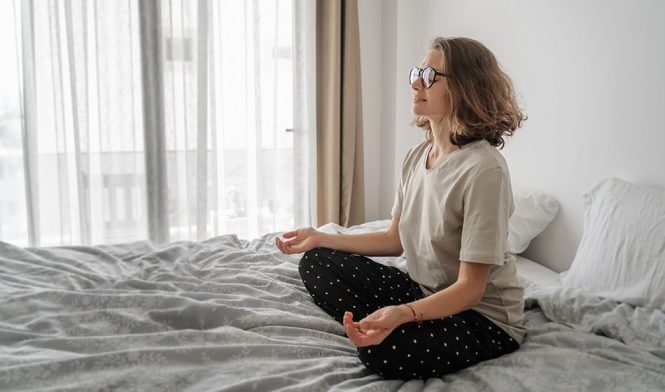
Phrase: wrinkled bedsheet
[{"left": 1, "top": 221, "right": 664, "bottom": 391}]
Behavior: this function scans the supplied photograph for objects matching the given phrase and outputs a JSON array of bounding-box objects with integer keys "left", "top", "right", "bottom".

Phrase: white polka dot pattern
[{"left": 299, "top": 247, "right": 520, "bottom": 380}]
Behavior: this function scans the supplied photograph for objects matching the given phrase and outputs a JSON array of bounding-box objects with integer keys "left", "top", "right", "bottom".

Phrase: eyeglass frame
[{"left": 409, "top": 66, "right": 452, "bottom": 89}]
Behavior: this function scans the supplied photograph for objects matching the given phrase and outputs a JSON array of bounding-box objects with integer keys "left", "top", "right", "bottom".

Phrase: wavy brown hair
[{"left": 413, "top": 37, "right": 526, "bottom": 149}]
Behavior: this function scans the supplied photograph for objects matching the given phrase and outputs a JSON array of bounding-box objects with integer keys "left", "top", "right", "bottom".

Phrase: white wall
[
  {"left": 358, "top": 0, "right": 402, "bottom": 221},
  {"left": 359, "top": 0, "right": 665, "bottom": 272},
  {"left": 358, "top": 0, "right": 422, "bottom": 221}
]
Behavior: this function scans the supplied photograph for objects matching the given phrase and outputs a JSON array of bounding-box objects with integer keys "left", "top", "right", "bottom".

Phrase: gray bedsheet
[{"left": 1, "top": 221, "right": 664, "bottom": 391}]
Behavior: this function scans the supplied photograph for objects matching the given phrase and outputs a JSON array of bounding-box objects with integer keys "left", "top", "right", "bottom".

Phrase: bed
[{"left": 2, "top": 204, "right": 664, "bottom": 391}]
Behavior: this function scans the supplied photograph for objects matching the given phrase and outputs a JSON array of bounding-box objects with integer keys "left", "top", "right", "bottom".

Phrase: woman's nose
[{"left": 411, "top": 77, "right": 422, "bottom": 91}]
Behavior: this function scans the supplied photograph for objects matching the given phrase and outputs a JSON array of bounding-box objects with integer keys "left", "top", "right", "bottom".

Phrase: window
[{"left": 1, "top": 0, "right": 301, "bottom": 246}]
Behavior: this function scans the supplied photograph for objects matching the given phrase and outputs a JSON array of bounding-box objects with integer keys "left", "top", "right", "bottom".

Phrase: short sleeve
[
  {"left": 391, "top": 185, "right": 403, "bottom": 219},
  {"left": 459, "top": 167, "right": 513, "bottom": 264},
  {"left": 391, "top": 149, "right": 413, "bottom": 219}
]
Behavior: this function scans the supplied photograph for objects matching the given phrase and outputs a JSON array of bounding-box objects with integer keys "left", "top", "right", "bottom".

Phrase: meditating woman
[{"left": 276, "top": 36, "right": 527, "bottom": 380}]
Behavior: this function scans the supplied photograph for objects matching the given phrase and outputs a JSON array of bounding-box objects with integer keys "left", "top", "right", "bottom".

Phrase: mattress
[
  {"left": 1, "top": 220, "right": 663, "bottom": 391},
  {"left": 513, "top": 254, "right": 561, "bottom": 286}
]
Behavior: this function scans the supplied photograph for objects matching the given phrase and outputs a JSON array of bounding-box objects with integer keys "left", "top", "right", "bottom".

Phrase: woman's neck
[
  {"left": 425, "top": 126, "right": 460, "bottom": 171},
  {"left": 429, "top": 124, "right": 459, "bottom": 158}
]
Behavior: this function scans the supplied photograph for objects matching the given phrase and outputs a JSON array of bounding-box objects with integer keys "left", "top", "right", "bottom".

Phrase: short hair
[{"left": 412, "top": 37, "right": 526, "bottom": 149}]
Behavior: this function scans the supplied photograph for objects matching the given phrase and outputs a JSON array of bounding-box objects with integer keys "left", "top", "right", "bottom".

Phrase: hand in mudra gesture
[
  {"left": 343, "top": 306, "right": 408, "bottom": 347},
  {"left": 275, "top": 227, "right": 321, "bottom": 254}
]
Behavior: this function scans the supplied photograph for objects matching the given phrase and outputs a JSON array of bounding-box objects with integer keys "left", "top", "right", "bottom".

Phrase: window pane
[{"left": 0, "top": 0, "right": 28, "bottom": 246}]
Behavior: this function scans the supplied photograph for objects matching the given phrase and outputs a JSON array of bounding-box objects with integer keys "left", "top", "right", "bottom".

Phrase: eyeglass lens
[
  {"left": 409, "top": 67, "right": 435, "bottom": 88},
  {"left": 409, "top": 67, "right": 420, "bottom": 86}
]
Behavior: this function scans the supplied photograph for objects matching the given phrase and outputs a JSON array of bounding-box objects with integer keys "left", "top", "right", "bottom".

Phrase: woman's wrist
[
  {"left": 398, "top": 304, "right": 412, "bottom": 325},
  {"left": 399, "top": 303, "right": 422, "bottom": 325},
  {"left": 316, "top": 231, "right": 329, "bottom": 249}
]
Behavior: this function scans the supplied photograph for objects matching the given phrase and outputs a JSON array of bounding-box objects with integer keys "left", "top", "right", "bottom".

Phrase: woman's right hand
[{"left": 275, "top": 227, "right": 322, "bottom": 254}]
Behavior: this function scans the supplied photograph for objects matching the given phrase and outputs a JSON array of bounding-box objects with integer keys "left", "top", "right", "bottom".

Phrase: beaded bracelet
[{"left": 403, "top": 303, "right": 423, "bottom": 324}]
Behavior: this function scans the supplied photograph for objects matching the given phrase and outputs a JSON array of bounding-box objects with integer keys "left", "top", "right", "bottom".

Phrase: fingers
[
  {"left": 343, "top": 311, "right": 357, "bottom": 329},
  {"left": 343, "top": 312, "right": 364, "bottom": 346},
  {"left": 287, "top": 243, "right": 304, "bottom": 253},
  {"left": 344, "top": 311, "right": 389, "bottom": 347},
  {"left": 275, "top": 236, "right": 305, "bottom": 254},
  {"left": 275, "top": 236, "right": 295, "bottom": 254},
  {"left": 275, "top": 229, "right": 303, "bottom": 254},
  {"left": 358, "top": 319, "right": 388, "bottom": 331},
  {"left": 275, "top": 227, "right": 319, "bottom": 255},
  {"left": 274, "top": 237, "right": 287, "bottom": 253}
]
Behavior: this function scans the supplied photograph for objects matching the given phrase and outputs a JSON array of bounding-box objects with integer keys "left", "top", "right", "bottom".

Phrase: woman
[{"left": 275, "top": 37, "right": 526, "bottom": 380}]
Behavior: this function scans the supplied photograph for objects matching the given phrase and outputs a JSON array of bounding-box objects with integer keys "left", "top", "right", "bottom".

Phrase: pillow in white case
[
  {"left": 561, "top": 178, "right": 665, "bottom": 310},
  {"left": 508, "top": 190, "right": 560, "bottom": 254}
]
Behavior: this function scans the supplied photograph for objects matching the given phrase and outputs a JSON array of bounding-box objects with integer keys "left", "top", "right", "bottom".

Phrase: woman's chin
[{"left": 412, "top": 109, "right": 429, "bottom": 118}]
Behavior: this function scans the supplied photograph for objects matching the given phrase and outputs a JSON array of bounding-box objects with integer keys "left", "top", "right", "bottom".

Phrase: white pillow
[
  {"left": 508, "top": 190, "right": 560, "bottom": 254},
  {"left": 561, "top": 178, "right": 665, "bottom": 310}
]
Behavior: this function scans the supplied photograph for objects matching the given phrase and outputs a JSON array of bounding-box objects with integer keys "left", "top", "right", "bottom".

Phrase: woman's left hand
[{"left": 343, "top": 306, "right": 408, "bottom": 347}]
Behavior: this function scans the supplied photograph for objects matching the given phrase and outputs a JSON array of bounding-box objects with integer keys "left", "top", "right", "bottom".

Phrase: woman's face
[{"left": 411, "top": 49, "right": 450, "bottom": 123}]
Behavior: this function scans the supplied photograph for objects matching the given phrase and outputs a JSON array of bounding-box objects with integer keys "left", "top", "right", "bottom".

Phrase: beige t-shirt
[{"left": 391, "top": 139, "right": 525, "bottom": 343}]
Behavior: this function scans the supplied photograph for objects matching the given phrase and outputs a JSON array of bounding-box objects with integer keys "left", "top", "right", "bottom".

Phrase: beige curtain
[{"left": 316, "top": 0, "right": 365, "bottom": 227}]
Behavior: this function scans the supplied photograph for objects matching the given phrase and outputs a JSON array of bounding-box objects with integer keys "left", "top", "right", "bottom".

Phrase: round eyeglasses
[{"left": 409, "top": 66, "right": 451, "bottom": 89}]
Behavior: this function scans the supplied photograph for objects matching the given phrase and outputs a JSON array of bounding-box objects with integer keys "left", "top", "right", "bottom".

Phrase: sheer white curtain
[{"left": 0, "top": 0, "right": 315, "bottom": 246}]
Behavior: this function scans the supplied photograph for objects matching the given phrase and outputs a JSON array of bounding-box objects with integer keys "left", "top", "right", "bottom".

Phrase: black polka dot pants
[{"left": 298, "top": 247, "right": 520, "bottom": 380}]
